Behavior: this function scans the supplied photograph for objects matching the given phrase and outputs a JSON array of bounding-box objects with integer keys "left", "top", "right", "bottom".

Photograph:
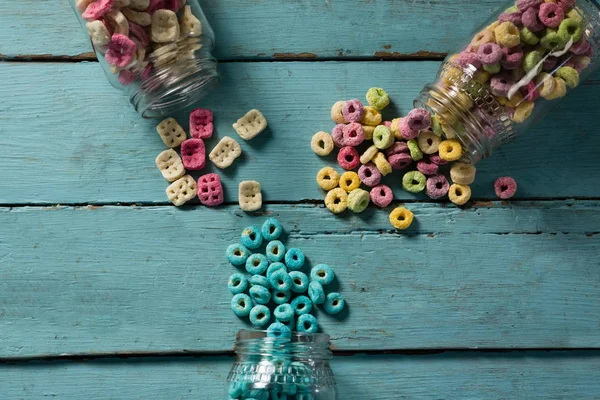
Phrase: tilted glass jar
[
  {"left": 227, "top": 330, "right": 337, "bottom": 400},
  {"left": 70, "top": 0, "right": 219, "bottom": 118},
  {"left": 414, "top": 0, "right": 600, "bottom": 163}
]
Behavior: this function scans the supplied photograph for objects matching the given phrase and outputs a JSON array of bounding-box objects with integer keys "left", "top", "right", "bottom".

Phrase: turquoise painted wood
[
  {"left": 1, "top": 62, "right": 599, "bottom": 204},
  {"left": 2, "top": 352, "right": 600, "bottom": 399},
  {"left": 0, "top": 0, "right": 503, "bottom": 59},
  {"left": 1, "top": 203, "right": 599, "bottom": 357}
]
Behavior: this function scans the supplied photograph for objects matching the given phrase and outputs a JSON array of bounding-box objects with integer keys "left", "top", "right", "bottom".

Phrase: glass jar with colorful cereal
[
  {"left": 226, "top": 330, "right": 337, "bottom": 400},
  {"left": 414, "top": 0, "right": 600, "bottom": 163},
  {"left": 70, "top": 0, "right": 219, "bottom": 118}
]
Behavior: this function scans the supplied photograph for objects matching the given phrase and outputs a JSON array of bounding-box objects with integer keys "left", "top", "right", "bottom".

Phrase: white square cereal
[
  {"left": 233, "top": 109, "right": 267, "bottom": 140},
  {"left": 151, "top": 9, "right": 180, "bottom": 43},
  {"left": 155, "top": 149, "right": 185, "bottom": 182},
  {"left": 209, "top": 136, "right": 242, "bottom": 169},
  {"left": 157, "top": 117, "right": 187, "bottom": 148},
  {"left": 166, "top": 175, "right": 197, "bottom": 206},
  {"left": 239, "top": 180, "right": 262, "bottom": 212},
  {"left": 179, "top": 5, "right": 202, "bottom": 38}
]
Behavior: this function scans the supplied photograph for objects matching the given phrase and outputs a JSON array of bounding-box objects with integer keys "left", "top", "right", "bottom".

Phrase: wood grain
[
  {"left": 2, "top": 352, "right": 600, "bottom": 399},
  {"left": 1, "top": 203, "right": 599, "bottom": 357},
  {"left": 0, "top": 0, "right": 503, "bottom": 59},
  {"left": 0, "top": 62, "right": 599, "bottom": 205}
]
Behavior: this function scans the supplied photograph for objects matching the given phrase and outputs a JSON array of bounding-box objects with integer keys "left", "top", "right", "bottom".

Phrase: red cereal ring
[
  {"left": 494, "top": 177, "right": 518, "bottom": 199},
  {"left": 337, "top": 146, "right": 360, "bottom": 170},
  {"left": 82, "top": 0, "right": 115, "bottom": 21},
  {"left": 105, "top": 34, "right": 137, "bottom": 67}
]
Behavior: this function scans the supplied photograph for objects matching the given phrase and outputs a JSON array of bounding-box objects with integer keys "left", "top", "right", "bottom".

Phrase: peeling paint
[
  {"left": 374, "top": 50, "right": 446, "bottom": 60},
  {"left": 273, "top": 52, "right": 318, "bottom": 60}
]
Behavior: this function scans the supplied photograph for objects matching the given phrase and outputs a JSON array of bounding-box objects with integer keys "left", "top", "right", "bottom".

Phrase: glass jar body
[
  {"left": 70, "top": 0, "right": 219, "bottom": 118},
  {"left": 227, "top": 330, "right": 337, "bottom": 400},
  {"left": 414, "top": 0, "right": 600, "bottom": 163}
]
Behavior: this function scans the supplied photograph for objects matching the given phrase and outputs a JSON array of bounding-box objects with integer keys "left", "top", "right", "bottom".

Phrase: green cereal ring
[
  {"left": 267, "top": 262, "right": 287, "bottom": 279},
  {"left": 559, "top": 18, "right": 583, "bottom": 43},
  {"left": 567, "top": 8, "right": 584, "bottom": 24},
  {"left": 483, "top": 63, "right": 501, "bottom": 74},
  {"left": 505, "top": 5, "right": 519, "bottom": 13},
  {"left": 520, "top": 27, "right": 540, "bottom": 45},
  {"left": 523, "top": 50, "right": 543, "bottom": 72},
  {"left": 373, "top": 125, "right": 394, "bottom": 149},
  {"left": 431, "top": 115, "right": 444, "bottom": 137},
  {"left": 402, "top": 171, "right": 427, "bottom": 193},
  {"left": 555, "top": 66, "right": 580, "bottom": 88},
  {"left": 407, "top": 139, "right": 423, "bottom": 161},
  {"left": 366, "top": 87, "right": 390, "bottom": 110},
  {"left": 347, "top": 189, "right": 370, "bottom": 213},
  {"left": 540, "top": 29, "right": 568, "bottom": 50}
]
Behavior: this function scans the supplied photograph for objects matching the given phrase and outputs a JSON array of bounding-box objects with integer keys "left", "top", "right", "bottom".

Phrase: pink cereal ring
[
  {"left": 502, "top": 46, "right": 524, "bottom": 70},
  {"left": 478, "top": 43, "right": 503, "bottom": 65},
  {"left": 522, "top": 81, "right": 540, "bottom": 101},
  {"left": 342, "top": 123, "right": 365, "bottom": 147},
  {"left": 383, "top": 121, "right": 392, "bottom": 128},
  {"left": 406, "top": 108, "right": 431, "bottom": 132},
  {"left": 181, "top": 138, "right": 206, "bottom": 171},
  {"left": 430, "top": 154, "right": 449, "bottom": 165},
  {"left": 416, "top": 159, "right": 439, "bottom": 176},
  {"left": 337, "top": 146, "right": 360, "bottom": 170},
  {"left": 399, "top": 118, "right": 419, "bottom": 140},
  {"left": 105, "top": 34, "right": 136, "bottom": 67},
  {"left": 118, "top": 69, "right": 136, "bottom": 85},
  {"left": 458, "top": 51, "right": 482, "bottom": 70},
  {"left": 490, "top": 73, "right": 515, "bottom": 97},
  {"left": 358, "top": 163, "right": 382, "bottom": 187},
  {"left": 539, "top": 2, "right": 565, "bottom": 28},
  {"left": 522, "top": 6, "right": 545, "bottom": 32},
  {"left": 570, "top": 38, "right": 591, "bottom": 55},
  {"left": 342, "top": 99, "right": 365, "bottom": 123},
  {"left": 542, "top": 56, "right": 558, "bottom": 71},
  {"left": 516, "top": 0, "right": 542, "bottom": 11},
  {"left": 128, "top": 22, "right": 150, "bottom": 47},
  {"left": 386, "top": 141, "right": 409, "bottom": 157},
  {"left": 190, "top": 108, "right": 214, "bottom": 139},
  {"left": 370, "top": 185, "right": 394, "bottom": 208},
  {"left": 82, "top": 0, "right": 115, "bottom": 21},
  {"left": 332, "top": 124, "right": 345, "bottom": 148},
  {"left": 499, "top": 11, "right": 523, "bottom": 26},
  {"left": 198, "top": 173, "right": 224, "bottom": 207},
  {"left": 388, "top": 153, "right": 413, "bottom": 171},
  {"left": 148, "top": 0, "right": 179, "bottom": 12},
  {"left": 426, "top": 175, "right": 450, "bottom": 200},
  {"left": 140, "top": 64, "right": 153, "bottom": 80},
  {"left": 495, "top": 177, "right": 518, "bottom": 199}
]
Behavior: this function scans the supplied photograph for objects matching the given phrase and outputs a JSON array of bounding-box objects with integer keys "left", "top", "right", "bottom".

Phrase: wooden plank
[
  {"left": 2, "top": 352, "right": 600, "bottom": 399},
  {"left": 1, "top": 203, "right": 599, "bottom": 357},
  {"left": 1, "top": 62, "right": 599, "bottom": 205},
  {"left": 0, "top": 0, "right": 502, "bottom": 59}
]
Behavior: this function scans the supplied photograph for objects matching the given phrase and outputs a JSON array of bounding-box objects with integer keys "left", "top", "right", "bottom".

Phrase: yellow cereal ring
[
  {"left": 544, "top": 77, "right": 567, "bottom": 100},
  {"left": 339, "top": 171, "right": 361, "bottom": 192},
  {"left": 511, "top": 101, "right": 535, "bottom": 123},
  {"left": 360, "top": 144, "right": 379, "bottom": 165},
  {"left": 311, "top": 131, "right": 334, "bottom": 156},
  {"left": 360, "top": 106, "right": 383, "bottom": 126},
  {"left": 316, "top": 167, "right": 340, "bottom": 191},
  {"left": 452, "top": 91, "right": 473, "bottom": 110},
  {"left": 325, "top": 188, "right": 348, "bottom": 214},
  {"left": 449, "top": 184, "right": 472, "bottom": 206},
  {"left": 487, "top": 21, "right": 500, "bottom": 32},
  {"left": 373, "top": 152, "right": 392, "bottom": 176},
  {"left": 448, "top": 53, "right": 460, "bottom": 63},
  {"left": 497, "top": 91, "right": 524, "bottom": 108},
  {"left": 331, "top": 101, "right": 347, "bottom": 124},
  {"left": 362, "top": 125, "right": 375, "bottom": 141},
  {"left": 534, "top": 73, "right": 556, "bottom": 98},
  {"left": 389, "top": 207, "right": 414, "bottom": 230},
  {"left": 438, "top": 140, "right": 463, "bottom": 161},
  {"left": 391, "top": 118, "right": 403, "bottom": 140},
  {"left": 441, "top": 66, "right": 463, "bottom": 86},
  {"left": 471, "top": 30, "right": 496, "bottom": 50},
  {"left": 473, "top": 70, "right": 491, "bottom": 84},
  {"left": 494, "top": 22, "right": 521, "bottom": 48}
]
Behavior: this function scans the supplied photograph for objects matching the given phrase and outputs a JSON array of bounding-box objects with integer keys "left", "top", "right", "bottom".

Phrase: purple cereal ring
[
  {"left": 386, "top": 141, "right": 409, "bottom": 157},
  {"left": 338, "top": 146, "right": 360, "bottom": 170},
  {"left": 522, "top": 81, "right": 540, "bottom": 101},
  {"left": 502, "top": 46, "right": 524, "bottom": 70},
  {"left": 522, "top": 6, "right": 545, "bottom": 32},
  {"left": 490, "top": 73, "right": 515, "bottom": 97},
  {"left": 406, "top": 108, "right": 432, "bottom": 132},
  {"left": 583, "top": 45, "right": 594, "bottom": 58},
  {"left": 494, "top": 176, "right": 518, "bottom": 199},
  {"left": 128, "top": 22, "right": 150, "bottom": 47},
  {"left": 399, "top": 118, "right": 419, "bottom": 140},
  {"left": 426, "top": 175, "right": 450, "bottom": 200},
  {"left": 570, "top": 38, "right": 591, "bottom": 55},
  {"left": 198, "top": 173, "right": 224, "bottom": 207},
  {"left": 499, "top": 11, "right": 523, "bottom": 26},
  {"left": 342, "top": 123, "right": 365, "bottom": 147},
  {"left": 358, "top": 163, "right": 383, "bottom": 187},
  {"left": 149, "top": 0, "right": 180, "bottom": 12},
  {"left": 516, "top": 0, "right": 542, "bottom": 11},
  {"left": 388, "top": 153, "right": 413, "bottom": 171},
  {"left": 542, "top": 56, "right": 558, "bottom": 71},
  {"left": 82, "top": 0, "right": 115, "bottom": 21},
  {"left": 140, "top": 64, "right": 152, "bottom": 80},
  {"left": 416, "top": 159, "right": 439, "bottom": 176},
  {"left": 370, "top": 185, "right": 393, "bottom": 208},
  {"left": 118, "top": 70, "right": 136, "bottom": 85},
  {"left": 458, "top": 51, "right": 482, "bottom": 70},
  {"left": 539, "top": 2, "right": 565, "bottom": 28},
  {"left": 342, "top": 99, "right": 365, "bottom": 123},
  {"left": 181, "top": 138, "right": 206, "bottom": 171},
  {"left": 484, "top": 126, "right": 498, "bottom": 138},
  {"left": 105, "top": 34, "right": 136, "bottom": 67},
  {"left": 332, "top": 124, "right": 345, "bottom": 148},
  {"left": 430, "top": 154, "right": 449, "bottom": 166},
  {"left": 477, "top": 43, "right": 503, "bottom": 65}
]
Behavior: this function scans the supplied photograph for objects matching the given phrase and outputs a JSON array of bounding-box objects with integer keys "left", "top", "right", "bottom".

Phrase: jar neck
[{"left": 234, "top": 330, "right": 333, "bottom": 361}]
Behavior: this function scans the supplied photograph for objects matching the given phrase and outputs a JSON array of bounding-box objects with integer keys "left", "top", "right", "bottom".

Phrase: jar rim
[{"left": 237, "top": 329, "right": 331, "bottom": 344}]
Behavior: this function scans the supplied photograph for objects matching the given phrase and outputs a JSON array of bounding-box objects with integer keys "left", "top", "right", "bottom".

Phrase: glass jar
[
  {"left": 70, "top": 0, "right": 219, "bottom": 118},
  {"left": 414, "top": 0, "right": 600, "bottom": 163},
  {"left": 227, "top": 330, "right": 337, "bottom": 400}
]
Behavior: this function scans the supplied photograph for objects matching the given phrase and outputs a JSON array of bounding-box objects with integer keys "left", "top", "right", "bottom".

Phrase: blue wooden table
[{"left": 1, "top": 1, "right": 600, "bottom": 398}]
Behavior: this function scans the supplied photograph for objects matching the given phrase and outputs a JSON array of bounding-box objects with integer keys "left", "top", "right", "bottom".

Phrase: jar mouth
[{"left": 237, "top": 329, "right": 331, "bottom": 344}]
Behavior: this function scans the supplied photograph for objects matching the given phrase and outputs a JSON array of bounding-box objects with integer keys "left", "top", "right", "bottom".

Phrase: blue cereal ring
[
  {"left": 266, "top": 240, "right": 286, "bottom": 263},
  {"left": 310, "top": 264, "right": 335, "bottom": 286},
  {"left": 269, "top": 269, "right": 292, "bottom": 292},
  {"left": 308, "top": 281, "right": 325, "bottom": 305},
  {"left": 246, "top": 253, "right": 268, "bottom": 275},
  {"left": 241, "top": 225, "right": 263, "bottom": 249},
  {"left": 274, "top": 303, "right": 294, "bottom": 322},
  {"left": 278, "top": 317, "right": 295, "bottom": 332},
  {"left": 249, "top": 305, "right": 271, "bottom": 327},
  {"left": 266, "top": 262, "right": 287, "bottom": 279},
  {"left": 225, "top": 243, "right": 250, "bottom": 266},
  {"left": 324, "top": 292, "right": 345, "bottom": 315},
  {"left": 285, "top": 248, "right": 305, "bottom": 271},
  {"left": 272, "top": 289, "right": 291, "bottom": 305},
  {"left": 250, "top": 274, "right": 270, "bottom": 289},
  {"left": 261, "top": 217, "right": 283, "bottom": 241},
  {"left": 229, "top": 382, "right": 249, "bottom": 398},
  {"left": 231, "top": 293, "right": 252, "bottom": 317},
  {"left": 249, "top": 285, "right": 271, "bottom": 305},
  {"left": 228, "top": 273, "right": 249, "bottom": 295},
  {"left": 297, "top": 314, "right": 318, "bottom": 333},
  {"left": 289, "top": 271, "right": 309, "bottom": 293},
  {"left": 267, "top": 322, "right": 292, "bottom": 339},
  {"left": 291, "top": 295, "right": 313, "bottom": 316}
]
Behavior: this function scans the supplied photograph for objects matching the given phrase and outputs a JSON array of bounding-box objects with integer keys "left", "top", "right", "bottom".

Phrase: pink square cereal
[
  {"left": 181, "top": 138, "right": 206, "bottom": 170},
  {"left": 198, "top": 173, "right": 224, "bottom": 207},
  {"left": 190, "top": 108, "right": 214, "bottom": 139}
]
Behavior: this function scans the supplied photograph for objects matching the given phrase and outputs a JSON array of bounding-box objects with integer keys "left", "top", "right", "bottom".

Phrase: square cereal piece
[
  {"left": 181, "top": 138, "right": 206, "bottom": 170},
  {"left": 239, "top": 180, "right": 262, "bottom": 212},
  {"left": 190, "top": 108, "right": 213, "bottom": 139},
  {"left": 209, "top": 136, "right": 242, "bottom": 169},
  {"left": 166, "top": 174, "right": 197, "bottom": 206},
  {"left": 233, "top": 109, "right": 267, "bottom": 140},
  {"left": 155, "top": 149, "right": 185, "bottom": 182},
  {"left": 157, "top": 117, "right": 187, "bottom": 148},
  {"left": 198, "top": 173, "right": 224, "bottom": 207}
]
